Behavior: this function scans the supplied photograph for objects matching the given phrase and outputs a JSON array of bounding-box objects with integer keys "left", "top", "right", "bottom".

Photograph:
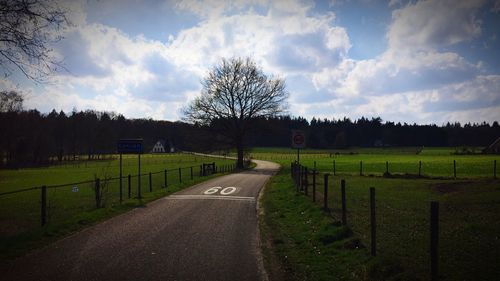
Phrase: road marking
[
  {"left": 220, "top": 186, "right": 237, "bottom": 195},
  {"left": 166, "top": 194, "right": 255, "bottom": 202},
  {"left": 203, "top": 186, "right": 239, "bottom": 195}
]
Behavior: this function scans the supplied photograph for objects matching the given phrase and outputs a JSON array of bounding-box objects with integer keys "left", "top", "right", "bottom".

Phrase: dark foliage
[{"left": 0, "top": 109, "right": 498, "bottom": 168}]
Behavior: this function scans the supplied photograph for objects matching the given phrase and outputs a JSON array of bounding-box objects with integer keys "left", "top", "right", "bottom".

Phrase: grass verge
[{"left": 259, "top": 166, "right": 373, "bottom": 281}]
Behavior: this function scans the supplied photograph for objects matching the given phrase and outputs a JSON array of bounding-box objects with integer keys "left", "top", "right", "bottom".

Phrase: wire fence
[
  {"left": 290, "top": 161, "right": 500, "bottom": 281},
  {"left": 0, "top": 162, "right": 236, "bottom": 238}
]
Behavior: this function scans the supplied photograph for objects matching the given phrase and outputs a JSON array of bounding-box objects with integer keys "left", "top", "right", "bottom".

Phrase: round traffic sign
[{"left": 293, "top": 134, "right": 304, "bottom": 145}]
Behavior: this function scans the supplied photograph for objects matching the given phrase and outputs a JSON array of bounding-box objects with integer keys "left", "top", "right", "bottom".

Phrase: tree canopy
[{"left": 184, "top": 57, "right": 288, "bottom": 168}]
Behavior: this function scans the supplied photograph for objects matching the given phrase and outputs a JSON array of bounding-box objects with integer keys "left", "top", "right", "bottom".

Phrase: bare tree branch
[
  {"left": 184, "top": 57, "right": 288, "bottom": 168},
  {"left": 0, "top": 0, "right": 69, "bottom": 82}
]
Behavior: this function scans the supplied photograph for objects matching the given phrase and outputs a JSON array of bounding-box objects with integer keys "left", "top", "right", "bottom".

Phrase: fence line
[
  {"left": 291, "top": 161, "right": 444, "bottom": 280},
  {"left": 1, "top": 162, "right": 236, "bottom": 229}
]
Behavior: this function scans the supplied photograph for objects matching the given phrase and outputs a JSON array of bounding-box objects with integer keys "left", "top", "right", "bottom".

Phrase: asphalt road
[{"left": 1, "top": 160, "right": 280, "bottom": 281}]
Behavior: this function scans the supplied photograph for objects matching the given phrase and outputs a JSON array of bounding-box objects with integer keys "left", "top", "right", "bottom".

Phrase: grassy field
[
  {"left": 249, "top": 147, "right": 498, "bottom": 179},
  {"left": 0, "top": 153, "right": 236, "bottom": 260},
  {"left": 257, "top": 147, "right": 500, "bottom": 281}
]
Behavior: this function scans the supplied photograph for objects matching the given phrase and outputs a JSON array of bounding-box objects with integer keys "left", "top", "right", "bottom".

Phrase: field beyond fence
[
  {"left": 255, "top": 147, "right": 499, "bottom": 281},
  {"left": 0, "top": 153, "right": 236, "bottom": 260}
]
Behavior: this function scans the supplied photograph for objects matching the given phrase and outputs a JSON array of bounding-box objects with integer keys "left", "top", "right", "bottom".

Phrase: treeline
[
  {"left": 0, "top": 109, "right": 213, "bottom": 168},
  {"left": 1, "top": 109, "right": 499, "bottom": 168},
  {"left": 248, "top": 116, "right": 500, "bottom": 148}
]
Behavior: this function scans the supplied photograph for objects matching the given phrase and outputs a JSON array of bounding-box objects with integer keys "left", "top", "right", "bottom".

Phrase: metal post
[
  {"left": 164, "top": 169, "right": 167, "bottom": 188},
  {"left": 453, "top": 160, "right": 457, "bottom": 179},
  {"left": 297, "top": 148, "right": 300, "bottom": 164},
  {"left": 191, "top": 166, "right": 193, "bottom": 180},
  {"left": 323, "top": 174, "right": 329, "bottom": 210},
  {"left": 41, "top": 185, "right": 47, "bottom": 226},
  {"left": 419, "top": 160, "right": 422, "bottom": 177},
  {"left": 341, "top": 179, "right": 346, "bottom": 225},
  {"left": 333, "top": 160, "right": 336, "bottom": 176},
  {"left": 119, "top": 154, "right": 123, "bottom": 203},
  {"left": 360, "top": 161, "right": 363, "bottom": 176},
  {"left": 370, "top": 187, "right": 376, "bottom": 256},
  {"left": 138, "top": 154, "right": 141, "bottom": 199},
  {"left": 430, "top": 201, "right": 439, "bottom": 281},
  {"left": 179, "top": 167, "right": 182, "bottom": 183},
  {"left": 385, "top": 161, "right": 389, "bottom": 175}
]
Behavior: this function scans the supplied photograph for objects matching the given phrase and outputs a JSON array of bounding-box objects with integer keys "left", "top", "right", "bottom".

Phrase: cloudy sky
[{"left": 2, "top": 0, "right": 500, "bottom": 124}]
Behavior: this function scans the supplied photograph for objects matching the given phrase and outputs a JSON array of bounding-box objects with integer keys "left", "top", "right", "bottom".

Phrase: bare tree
[
  {"left": 0, "top": 90, "right": 23, "bottom": 112},
  {"left": 184, "top": 57, "right": 288, "bottom": 168},
  {"left": 0, "top": 0, "right": 69, "bottom": 82}
]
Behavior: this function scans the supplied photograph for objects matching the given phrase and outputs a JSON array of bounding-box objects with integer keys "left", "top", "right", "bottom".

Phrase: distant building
[
  {"left": 483, "top": 137, "right": 500, "bottom": 154},
  {"left": 151, "top": 140, "right": 166, "bottom": 153},
  {"left": 150, "top": 139, "right": 175, "bottom": 153}
]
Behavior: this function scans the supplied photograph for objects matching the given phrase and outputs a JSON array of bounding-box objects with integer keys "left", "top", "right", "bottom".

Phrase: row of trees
[{"left": 1, "top": 107, "right": 499, "bottom": 168}]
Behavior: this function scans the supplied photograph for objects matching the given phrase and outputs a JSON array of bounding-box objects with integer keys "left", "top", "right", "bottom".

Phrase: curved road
[{"left": 2, "top": 160, "right": 280, "bottom": 281}]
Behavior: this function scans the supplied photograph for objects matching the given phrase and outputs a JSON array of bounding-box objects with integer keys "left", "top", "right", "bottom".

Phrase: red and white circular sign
[{"left": 291, "top": 130, "right": 306, "bottom": 148}]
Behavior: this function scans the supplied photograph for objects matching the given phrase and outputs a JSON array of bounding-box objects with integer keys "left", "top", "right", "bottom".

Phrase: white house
[
  {"left": 151, "top": 140, "right": 166, "bottom": 153},
  {"left": 150, "top": 139, "right": 175, "bottom": 153}
]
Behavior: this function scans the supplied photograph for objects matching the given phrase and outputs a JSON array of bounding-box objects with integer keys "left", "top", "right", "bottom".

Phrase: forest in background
[{"left": 0, "top": 108, "right": 499, "bottom": 168}]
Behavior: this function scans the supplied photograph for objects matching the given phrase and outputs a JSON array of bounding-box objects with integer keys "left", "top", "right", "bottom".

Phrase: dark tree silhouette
[
  {"left": 0, "top": 0, "right": 69, "bottom": 82},
  {"left": 184, "top": 57, "right": 288, "bottom": 168}
]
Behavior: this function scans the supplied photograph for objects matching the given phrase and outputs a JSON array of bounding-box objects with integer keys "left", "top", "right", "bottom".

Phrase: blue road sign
[{"left": 117, "top": 139, "right": 143, "bottom": 154}]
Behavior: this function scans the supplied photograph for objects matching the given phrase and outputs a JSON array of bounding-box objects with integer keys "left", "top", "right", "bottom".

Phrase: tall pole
[
  {"left": 297, "top": 148, "right": 300, "bottom": 164},
  {"left": 119, "top": 153, "right": 123, "bottom": 203},
  {"left": 138, "top": 153, "right": 141, "bottom": 199}
]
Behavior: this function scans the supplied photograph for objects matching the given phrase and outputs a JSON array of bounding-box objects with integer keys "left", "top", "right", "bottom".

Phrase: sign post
[
  {"left": 117, "top": 139, "right": 143, "bottom": 199},
  {"left": 291, "top": 130, "right": 306, "bottom": 164}
]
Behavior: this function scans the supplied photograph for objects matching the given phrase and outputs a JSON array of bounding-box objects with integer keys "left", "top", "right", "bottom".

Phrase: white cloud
[{"left": 388, "top": 0, "right": 485, "bottom": 50}]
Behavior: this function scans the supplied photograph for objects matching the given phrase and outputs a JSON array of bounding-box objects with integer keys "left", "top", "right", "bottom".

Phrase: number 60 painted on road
[{"left": 204, "top": 186, "right": 237, "bottom": 195}]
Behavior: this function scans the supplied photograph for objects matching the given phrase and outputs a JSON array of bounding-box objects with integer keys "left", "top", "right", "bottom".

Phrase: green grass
[
  {"left": 249, "top": 147, "right": 498, "bottom": 179},
  {"left": 260, "top": 167, "right": 372, "bottom": 281},
  {"left": 257, "top": 148, "right": 500, "bottom": 280},
  {"left": 0, "top": 153, "right": 236, "bottom": 261}
]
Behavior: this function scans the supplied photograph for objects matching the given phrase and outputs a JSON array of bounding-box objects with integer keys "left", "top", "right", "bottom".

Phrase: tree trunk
[{"left": 236, "top": 142, "right": 244, "bottom": 169}]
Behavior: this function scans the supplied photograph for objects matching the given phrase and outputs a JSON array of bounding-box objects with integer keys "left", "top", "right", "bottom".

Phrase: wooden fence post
[
  {"left": 312, "top": 169, "right": 316, "bottom": 202},
  {"left": 494, "top": 160, "right": 497, "bottom": 179},
  {"left": 149, "top": 172, "right": 152, "bottom": 192},
  {"left": 128, "top": 174, "right": 131, "bottom": 198},
  {"left": 95, "top": 178, "right": 101, "bottom": 208},
  {"left": 304, "top": 167, "right": 308, "bottom": 195},
  {"left": 41, "top": 185, "right": 47, "bottom": 226},
  {"left": 370, "top": 187, "right": 376, "bottom": 256},
  {"left": 137, "top": 174, "right": 142, "bottom": 199},
  {"left": 323, "top": 174, "right": 329, "bottom": 210},
  {"left": 430, "top": 201, "right": 439, "bottom": 281},
  {"left": 453, "top": 160, "right": 457, "bottom": 179},
  {"left": 341, "top": 179, "right": 346, "bottom": 225},
  {"left": 164, "top": 169, "right": 167, "bottom": 188}
]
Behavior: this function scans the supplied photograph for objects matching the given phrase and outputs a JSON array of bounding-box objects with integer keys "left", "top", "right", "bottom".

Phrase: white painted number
[
  {"left": 204, "top": 186, "right": 238, "bottom": 196},
  {"left": 204, "top": 186, "right": 222, "bottom": 195},
  {"left": 220, "top": 187, "right": 236, "bottom": 195}
]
